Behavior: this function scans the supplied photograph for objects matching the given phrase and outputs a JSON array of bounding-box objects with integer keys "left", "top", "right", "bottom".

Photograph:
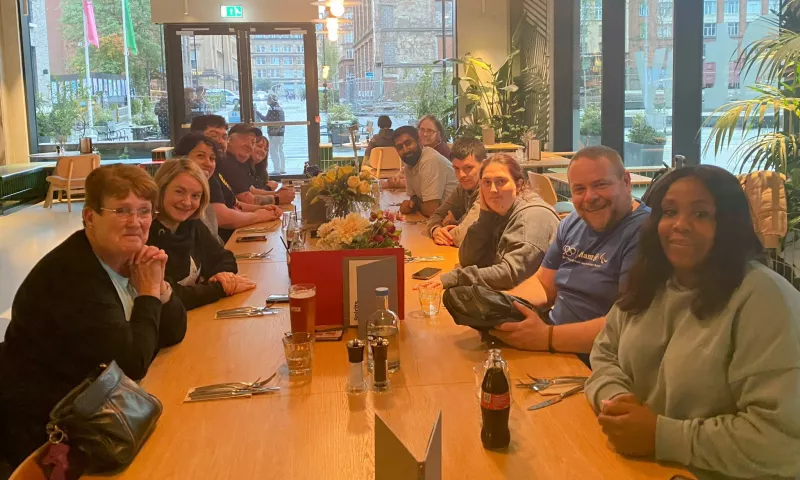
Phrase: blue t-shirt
[{"left": 542, "top": 203, "right": 650, "bottom": 326}]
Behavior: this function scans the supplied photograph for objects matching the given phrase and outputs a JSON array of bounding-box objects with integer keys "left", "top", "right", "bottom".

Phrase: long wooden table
[{"left": 89, "top": 192, "right": 690, "bottom": 479}]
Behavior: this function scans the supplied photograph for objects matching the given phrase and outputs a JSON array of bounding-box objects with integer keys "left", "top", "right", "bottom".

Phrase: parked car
[
  {"left": 255, "top": 91, "right": 269, "bottom": 101},
  {"left": 206, "top": 88, "right": 240, "bottom": 105}
]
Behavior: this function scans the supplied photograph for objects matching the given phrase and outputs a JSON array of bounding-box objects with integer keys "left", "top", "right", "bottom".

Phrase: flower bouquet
[
  {"left": 317, "top": 210, "right": 404, "bottom": 251},
  {"left": 306, "top": 165, "right": 375, "bottom": 219}
]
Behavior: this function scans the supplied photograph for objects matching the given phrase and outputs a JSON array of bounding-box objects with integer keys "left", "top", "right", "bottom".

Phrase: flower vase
[{"left": 325, "top": 199, "right": 353, "bottom": 220}]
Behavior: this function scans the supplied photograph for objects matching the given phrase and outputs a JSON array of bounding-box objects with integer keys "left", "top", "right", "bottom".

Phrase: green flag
[{"left": 122, "top": 0, "right": 137, "bottom": 55}]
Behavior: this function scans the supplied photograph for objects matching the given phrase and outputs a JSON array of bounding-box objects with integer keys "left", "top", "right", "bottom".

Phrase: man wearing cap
[{"left": 215, "top": 123, "right": 295, "bottom": 205}]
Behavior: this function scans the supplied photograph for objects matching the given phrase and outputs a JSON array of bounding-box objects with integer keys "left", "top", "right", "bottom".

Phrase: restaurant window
[
  {"left": 22, "top": 0, "right": 169, "bottom": 158},
  {"left": 575, "top": 0, "right": 603, "bottom": 150},
  {"left": 701, "top": 3, "right": 779, "bottom": 170},
  {"left": 320, "top": 2, "right": 455, "bottom": 158}
]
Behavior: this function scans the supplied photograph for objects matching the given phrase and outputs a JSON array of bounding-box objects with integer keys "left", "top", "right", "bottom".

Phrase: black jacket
[
  {"left": 148, "top": 218, "right": 238, "bottom": 310},
  {"left": 0, "top": 231, "right": 186, "bottom": 465}
]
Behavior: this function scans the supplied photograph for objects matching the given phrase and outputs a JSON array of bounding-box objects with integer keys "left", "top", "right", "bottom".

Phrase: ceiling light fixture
[{"left": 310, "top": 1, "right": 362, "bottom": 18}]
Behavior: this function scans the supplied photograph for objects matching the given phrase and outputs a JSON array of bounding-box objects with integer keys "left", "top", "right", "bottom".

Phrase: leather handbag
[
  {"left": 443, "top": 284, "right": 547, "bottom": 333},
  {"left": 45, "top": 361, "right": 162, "bottom": 473}
]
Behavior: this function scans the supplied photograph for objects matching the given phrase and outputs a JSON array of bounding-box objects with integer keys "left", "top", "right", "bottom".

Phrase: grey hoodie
[{"left": 440, "top": 193, "right": 560, "bottom": 291}]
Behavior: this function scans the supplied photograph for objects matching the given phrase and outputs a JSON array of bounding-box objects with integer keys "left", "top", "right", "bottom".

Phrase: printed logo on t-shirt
[{"left": 562, "top": 244, "right": 608, "bottom": 268}]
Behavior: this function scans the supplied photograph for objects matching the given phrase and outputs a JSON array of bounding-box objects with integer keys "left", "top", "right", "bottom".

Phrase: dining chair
[
  {"left": 527, "top": 171, "right": 574, "bottom": 218},
  {"left": 44, "top": 154, "right": 101, "bottom": 212},
  {"left": 8, "top": 446, "right": 47, "bottom": 480},
  {"left": 363, "top": 147, "right": 402, "bottom": 179}
]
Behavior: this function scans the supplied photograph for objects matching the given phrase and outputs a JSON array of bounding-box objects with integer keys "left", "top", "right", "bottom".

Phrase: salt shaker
[
  {"left": 346, "top": 339, "right": 367, "bottom": 395},
  {"left": 371, "top": 337, "right": 390, "bottom": 393}
]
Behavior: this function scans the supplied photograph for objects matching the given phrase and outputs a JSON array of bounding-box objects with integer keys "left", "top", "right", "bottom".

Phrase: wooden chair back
[
  {"left": 527, "top": 172, "right": 559, "bottom": 206},
  {"left": 9, "top": 446, "right": 46, "bottom": 480}
]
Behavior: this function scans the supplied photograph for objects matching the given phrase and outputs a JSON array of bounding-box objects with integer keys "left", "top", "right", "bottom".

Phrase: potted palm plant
[
  {"left": 625, "top": 114, "right": 666, "bottom": 167},
  {"left": 326, "top": 103, "right": 359, "bottom": 146}
]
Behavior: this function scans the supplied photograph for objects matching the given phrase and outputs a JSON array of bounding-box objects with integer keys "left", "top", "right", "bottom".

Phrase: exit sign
[{"left": 220, "top": 5, "right": 243, "bottom": 18}]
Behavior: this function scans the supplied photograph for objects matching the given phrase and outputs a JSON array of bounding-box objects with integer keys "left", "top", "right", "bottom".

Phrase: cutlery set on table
[
  {"left": 184, "top": 373, "right": 280, "bottom": 403},
  {"left": 516, "top": 374, "right": 588, "bottom": 411}
]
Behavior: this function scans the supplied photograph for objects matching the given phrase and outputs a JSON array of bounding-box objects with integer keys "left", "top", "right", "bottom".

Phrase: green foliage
[
  {"left": 326, "top": 103, "right": 358, "bottom": 126},
  {"left": 253, "top": 78, "right": 276, "bottom": 93},
  {"left": 35, "top": 94, "right": 55, "bottom": 138},
  {"left": 133, "top": 111, "right": 158, "bottom": 127},
  {"left": 443, "top": 23, "right": 550, "bottom": 145},
  {"left": 628, "top": 114, "right": 666, "bottom": 145},
  {"left": 580, "top": 104, "right": 601, "bottom": 136},
  {"left": 61, "top": 0, "right": 164, "bottom": 94},
  {"left": 402, "top": 66, "right": 454, "bottom": 139},
  {"left": 41, "top": 89, "right": 83, "bottom": 139},
  {"left": 320, "top": 40, "right": 340, "bottom": 82}
]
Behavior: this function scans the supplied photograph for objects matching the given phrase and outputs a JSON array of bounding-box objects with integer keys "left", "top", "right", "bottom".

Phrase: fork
[{"left": 192, "top": 372, "right": 277, "bottom": 393}]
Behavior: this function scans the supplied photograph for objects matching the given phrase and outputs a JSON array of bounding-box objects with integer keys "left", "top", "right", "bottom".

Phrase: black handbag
[
  {"left": 45, "top": 361, "right": 162, "bottom": 473},
  {"left": 443, "top": 284, "right": 547, "bottom": 333}
]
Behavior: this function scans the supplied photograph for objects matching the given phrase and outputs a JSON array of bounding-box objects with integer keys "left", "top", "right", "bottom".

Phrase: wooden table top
[
  {"left": 521, "top": 157, "right": 571, "bottom": 170},
  {"left": 545, "top": 171, "right": 653, "bottom": 186},
  {"left": 485, "top": 143, "right": 524, "bottom": 152},
  {"left": 88, "top": 192, "right": 688, "bottom": 479}
]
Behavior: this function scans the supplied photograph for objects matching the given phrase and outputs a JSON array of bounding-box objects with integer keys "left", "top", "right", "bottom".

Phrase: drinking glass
[
  {"left": 418, "top": 285, "right": 442, "bottom": 316},
  {"left": 289, "top": 284, "right": 316, "bottom": 333},
  {"left": 282, "top": 332, "right": 313, "bottom": 376}
]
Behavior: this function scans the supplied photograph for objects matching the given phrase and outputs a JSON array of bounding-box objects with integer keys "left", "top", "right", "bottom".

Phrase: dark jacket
[
  {"left": 364, "top": 128, "right": 395, "bottom": 158},
  {"left": 0, "top": 231, "right": 186, "bottom": 466},
  {"left": 148, "top": 218, "right": 238, "bottom": 310}
]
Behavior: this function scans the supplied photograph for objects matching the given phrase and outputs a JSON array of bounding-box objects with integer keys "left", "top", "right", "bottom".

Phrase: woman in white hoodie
[{"left": 586, "top": 165, "right": 800, "bottom": 480}]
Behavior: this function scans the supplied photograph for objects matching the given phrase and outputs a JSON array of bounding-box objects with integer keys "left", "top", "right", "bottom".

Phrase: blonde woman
[{"left": 149, "top": 159, "right": 255, "bottom": 310}]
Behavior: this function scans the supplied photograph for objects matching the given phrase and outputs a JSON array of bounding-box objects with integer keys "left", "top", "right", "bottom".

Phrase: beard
[{"left": 401, "top": 147, "right": 422, "bottom": 167}]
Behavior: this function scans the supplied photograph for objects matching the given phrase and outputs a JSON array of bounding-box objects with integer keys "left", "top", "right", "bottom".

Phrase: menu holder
[
  {"left": 288, "top": 248, "right": 405, "bottom": 328},
  {"left": 342, "top": 256, "right": 400, "bottom": 333},
  {"left": 375, "top": 410, "right": 442, "bottom": 480}
]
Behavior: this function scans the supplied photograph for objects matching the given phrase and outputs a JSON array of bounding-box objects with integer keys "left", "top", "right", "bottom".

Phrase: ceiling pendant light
[
  {"left": 310, "top": 1, "right": 362, "bottom": 18},
  {"left": 326, "top": 17, "right": 339, "bottom": 41}
]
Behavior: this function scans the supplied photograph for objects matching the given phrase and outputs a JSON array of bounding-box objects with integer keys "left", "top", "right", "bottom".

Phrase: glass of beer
[{"left": 289, "top": 284, "right": 316, "bottom": 334}]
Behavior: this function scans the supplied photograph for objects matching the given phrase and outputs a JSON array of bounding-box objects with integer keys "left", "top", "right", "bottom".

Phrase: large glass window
[
  {"left": 575, "top": 0, "right": 603, "bottom": 150},
  {"left": 321, "top": 1, "right": 455, "bottom": 161},
  {"left": 624, "top": 0, "right": 673, "bottom": 167},
  {"left": 24, "top": 0, "right": 169, "bottom": 159},
  {"left": 701, "top": 1, "right": 778, "bottom": 170}
]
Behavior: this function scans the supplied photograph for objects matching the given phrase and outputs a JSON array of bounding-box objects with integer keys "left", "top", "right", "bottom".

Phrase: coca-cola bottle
[{"left": 480, "top": 349, "right": 511, "bottom": 449}]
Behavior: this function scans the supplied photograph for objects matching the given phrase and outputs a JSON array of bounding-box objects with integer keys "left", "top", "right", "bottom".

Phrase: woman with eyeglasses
[
  {"left": 425, "top": 154, "right": 560, "bottom": 291},
  {"left": 585, "top": 165, "right": 800, "bottom": 479},
  {"left": 148, "top": 159, "right": 255, "bottom": 310},
  {"left": 418, "top": 115, "right": 451, "bottom": 160},
  {"left": 0, "top": 164, "right": 187, "bottom": 468}
]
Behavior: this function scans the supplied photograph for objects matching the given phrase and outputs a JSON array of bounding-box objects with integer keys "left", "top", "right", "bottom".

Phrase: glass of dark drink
[{"left": 289, "top": 283, "right": 316, "bottom": 334}]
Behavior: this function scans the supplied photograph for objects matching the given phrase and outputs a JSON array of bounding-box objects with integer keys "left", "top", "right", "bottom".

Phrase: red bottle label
[{"left": 481, "top": 391, "right": 510, "bottom": 410}]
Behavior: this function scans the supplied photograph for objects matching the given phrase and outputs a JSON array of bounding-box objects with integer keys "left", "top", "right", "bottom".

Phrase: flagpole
[
  {"left": 121, "top": 0, "right": 133, "bottom": 127},
  {"left": 82, "top": 8, "right": 95, "bottom": 136}
]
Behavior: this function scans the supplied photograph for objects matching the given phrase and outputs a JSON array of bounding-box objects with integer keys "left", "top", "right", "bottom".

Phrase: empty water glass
[
  {"left": 282, "top": 332, "right": 313, "bottom": 376},
  {"left": 418, "top": 285, "right": 442, "bottom": 316}
]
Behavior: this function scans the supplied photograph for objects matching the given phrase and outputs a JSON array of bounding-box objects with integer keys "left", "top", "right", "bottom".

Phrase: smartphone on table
[
  {"left": 236, "top": 235, "right": 267, "bottom": 243},
  {"left": 412, "top": 267, "right": 442, "bottom": 281}
]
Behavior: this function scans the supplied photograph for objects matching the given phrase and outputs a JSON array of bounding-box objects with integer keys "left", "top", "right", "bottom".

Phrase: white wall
[
  {"left": 456, "top": 0, "right": 510, "bottom": 71},
  {"left": 0, "top": 0, "right": 30, "bottom": 165},
  {"left": 151, "top": 0, "right": 316, "bottom": 24}
]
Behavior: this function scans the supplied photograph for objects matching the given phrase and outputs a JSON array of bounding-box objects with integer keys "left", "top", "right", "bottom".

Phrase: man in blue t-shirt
[{"left": 491, "top": 146, "right": 650, "bottom": 355}]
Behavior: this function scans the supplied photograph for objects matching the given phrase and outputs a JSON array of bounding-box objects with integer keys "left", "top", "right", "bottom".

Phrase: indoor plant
[
  {"left": 580, "top": 104, "right": 601, "bottom": 147},
  {"left": 625, "top": 114, "right": 666, "bottom": 167},
  {"left": 307, "top": 165, "right": 375, "bottom": 219},
  {"left": 326, "top": 103, "right": 359, "bottom": 146}
]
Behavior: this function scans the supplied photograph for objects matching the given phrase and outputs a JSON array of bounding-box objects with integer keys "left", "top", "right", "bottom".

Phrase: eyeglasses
[
  {"left": 100, "top": 207, "right": 155, "bottom": 219},
  {"left": 419, "top": 128, "right": 438, "bottom": 136}
]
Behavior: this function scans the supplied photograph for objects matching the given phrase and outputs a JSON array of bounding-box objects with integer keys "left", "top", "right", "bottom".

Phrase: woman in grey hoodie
[
  {"left": 586, "top": 166, "right": 800, "bottom": 480},
  {"left": 438, "top": 153, "right": 560, "bottom": 291}
]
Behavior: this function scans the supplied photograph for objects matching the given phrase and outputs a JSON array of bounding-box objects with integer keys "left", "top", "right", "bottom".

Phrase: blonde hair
[{"left": 153, "top": 159, "right": 210, "bottom": 221}]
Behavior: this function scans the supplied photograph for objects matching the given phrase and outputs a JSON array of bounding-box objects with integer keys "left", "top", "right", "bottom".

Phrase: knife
[{"left": 527, "top": 384, "right": 585, "bottom": 411}]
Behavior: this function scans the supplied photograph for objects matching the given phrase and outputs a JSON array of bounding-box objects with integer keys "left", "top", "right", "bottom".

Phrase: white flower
[{"left": 316, "top": 213, "right": 371, "bottom": 250}]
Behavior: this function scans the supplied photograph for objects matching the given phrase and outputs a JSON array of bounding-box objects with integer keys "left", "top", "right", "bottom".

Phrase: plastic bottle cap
[{"left": 375, "top": 287, "right": 389, "bottom": 296}]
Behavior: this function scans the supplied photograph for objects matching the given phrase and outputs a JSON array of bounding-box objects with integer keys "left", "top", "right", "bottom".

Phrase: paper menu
[{"left": 375, "top": 411, "right": 442, "bottom": 480}]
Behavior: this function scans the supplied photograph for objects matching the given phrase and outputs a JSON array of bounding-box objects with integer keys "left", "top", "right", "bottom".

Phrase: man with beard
[
  {"left": 392, "top": 126, "right": 457, "bottom": 217},
  {"left": 491, "top": 146, "right": 650, "bottom": 358}
]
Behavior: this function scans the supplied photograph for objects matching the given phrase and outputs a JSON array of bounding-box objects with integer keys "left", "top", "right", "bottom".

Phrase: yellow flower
[
  {"left": 339, "top": 165, "right": 354, "bottom": 177},
  {"left": 325, "top": 169, "right": 337, "bottom": 182},
  {"left": 311, "top": 175, "right": 324, "bottom": 189},
  {"left": 358, "top": 181, "right": 371, "bottom": 195},
  {"left": 359, "top": 170, "right": 373, "bottom": 180},
  {"left": 347, "top": 176, "right": 360, "bottom": 189}
]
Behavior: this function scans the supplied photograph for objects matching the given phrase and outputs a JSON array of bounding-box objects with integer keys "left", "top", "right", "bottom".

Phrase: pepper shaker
[
  {"left": 346, "top": 339, "right": 367, "bottom": 395},
  {"left": 371, "top": 337, "right": 390, "bottom": 393}
]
